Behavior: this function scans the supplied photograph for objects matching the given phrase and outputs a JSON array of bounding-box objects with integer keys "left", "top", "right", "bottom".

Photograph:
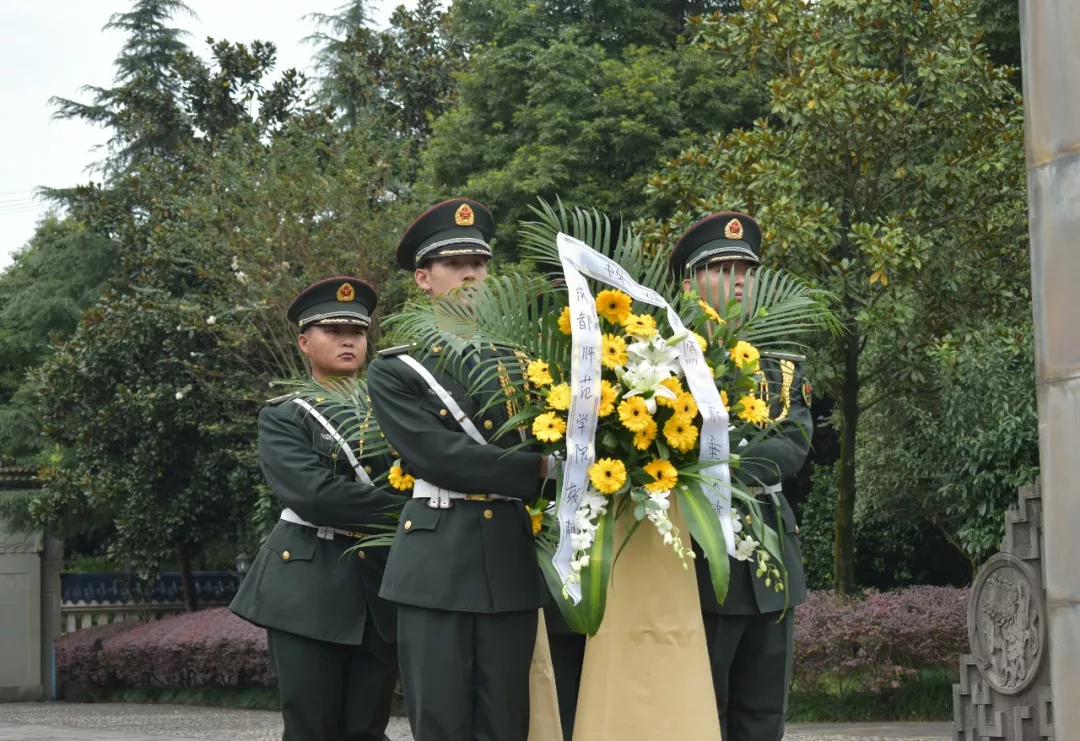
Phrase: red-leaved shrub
[
  {"left": 793, "top": 586, "right": 969, "bottom": 694},
  {"left": 57, "top": 588, "right": 970, "bottom": 696},
  {"left": 56, "top": 609, "right": 276, "bottom": 690}
]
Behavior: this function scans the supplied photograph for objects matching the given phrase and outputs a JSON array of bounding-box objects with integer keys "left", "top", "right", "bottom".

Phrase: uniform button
[
  {"left": 484, "top": 420, "right": 494, "bottom": 430},
  {"left": 433, "top": 345, "right": 442, "bottom": 353},
  {"left": 357, "top": 550, "right": 366, "bottom": 560},
  {"left": 364, "top": 466, "right": 373, "bottom": 474},
  {"left": 484, "top": 509, "right": 494, "bottom": 519},
  {"left": 282, "top": 551, "right": 291, "bottom": 562},
  {"left": 404, "top": 520, "right": 413, "bottom": 531},
  {"left": 440, "top": 409, "right": 448, "bottom": 417}
]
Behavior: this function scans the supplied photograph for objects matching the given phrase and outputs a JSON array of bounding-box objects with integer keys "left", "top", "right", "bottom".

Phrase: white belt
[
  {"left": 413, "top": 478, "right": 514, "bottom": 509},
  {"left": 279, "top": 507, "right": 366, "bottom": 541},
  {"left": 749, "top": 483, "right": 783, "bottom": 497}
]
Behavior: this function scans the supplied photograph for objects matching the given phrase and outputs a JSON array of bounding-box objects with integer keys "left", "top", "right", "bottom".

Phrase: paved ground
[{"left": 0, "top": 703, "right": 952, "bottom": 740}]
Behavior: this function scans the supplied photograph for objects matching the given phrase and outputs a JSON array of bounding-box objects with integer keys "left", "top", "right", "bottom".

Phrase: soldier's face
[
  {"left": 298, "top": 325, "right": 368, "bottom": 379},
  {"left": 684, "top": 260, "right": 755, "bottom": 310},
  {"left": 415, "top": 255, "right": 490, "bottom": 298}
]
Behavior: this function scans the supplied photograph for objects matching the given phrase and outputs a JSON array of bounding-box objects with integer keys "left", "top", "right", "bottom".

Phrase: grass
[
  {"left": 65, "top": 684, "right": 409, "bottom": 717},
  {"left": 787, "top": 670, "right": 955, "bottom": 723},
  {"left": 62, "top": 669, "right": 954, "bottom": 724}
]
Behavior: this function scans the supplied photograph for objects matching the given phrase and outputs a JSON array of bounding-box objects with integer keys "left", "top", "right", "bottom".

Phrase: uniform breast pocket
[{"left": 419, "top": 390, "right": 476, "bottom": 429}]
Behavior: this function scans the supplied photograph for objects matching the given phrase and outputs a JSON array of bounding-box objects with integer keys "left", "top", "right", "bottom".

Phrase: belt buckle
[{"left": 465, "top": 494, "right": 490, "bottom": 502}]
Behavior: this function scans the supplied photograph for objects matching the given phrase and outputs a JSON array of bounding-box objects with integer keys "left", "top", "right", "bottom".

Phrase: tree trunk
[
  {"left": 177, "top": 544, "right": 198, "bottom": 612},
  {"left": 833, "top": 327, "right": 860, "bottom": 596}
]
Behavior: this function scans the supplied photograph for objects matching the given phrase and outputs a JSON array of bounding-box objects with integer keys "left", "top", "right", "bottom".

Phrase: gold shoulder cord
[{"left": 774, "top": 360, "right": 795, "bottom": 423}]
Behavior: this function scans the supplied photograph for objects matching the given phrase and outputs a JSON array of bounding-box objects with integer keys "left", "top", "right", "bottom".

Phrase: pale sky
[{"left": 0, "top": 0, "right": 417, "bottom": 269}]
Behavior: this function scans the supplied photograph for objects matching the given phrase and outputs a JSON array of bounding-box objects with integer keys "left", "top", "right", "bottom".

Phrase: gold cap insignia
[
  {"left": 802, "top": 379, "right": 813, "bottom": 406},
  {"left": 724, "top": 218, "right": 744, "bottom": 240},
  {"left": 455, "top": 203, "right": 475, "bottom": 226},
  {"left": 336, "top": 282, "right": 356, "bottom": 302}
]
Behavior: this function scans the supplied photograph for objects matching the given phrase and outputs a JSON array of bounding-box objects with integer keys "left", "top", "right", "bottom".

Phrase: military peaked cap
[
  {"left": 670, "top": 211, "right": 762, "bottom": 274},
  {"left": 286, "top": 277, "right": 378, "bottom": 330},
  {"left": 396, "top": 198, "right": 495, "bottom": 270}
]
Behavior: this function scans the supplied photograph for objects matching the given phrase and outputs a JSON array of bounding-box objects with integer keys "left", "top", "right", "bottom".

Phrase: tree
[
  {"left": 307, "top": 0, "right": 465, "bottom": 183},
  {"left": 858, "top": 318, "right": 1039, "bottom": 570},
  {"left": 642, "top": 0, "right": 1027, "bottom": 593},
  {"left": 50, "top": 0, "right": 195, "bottom": 176},
  {"left": 0, "top": 216, "right": 120, "bottom": 460},
  {"left": 423, "top": 0, "right": 762, "bottom": 254},
  {"left": 26, "top": 33, "right": 314, "bottom": 607}
]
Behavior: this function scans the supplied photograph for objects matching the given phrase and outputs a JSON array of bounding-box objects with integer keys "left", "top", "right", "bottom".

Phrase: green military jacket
[
  {"left": 230, "top": 395, "right": 405, "bottom": 645},
  {"left": 695, "top": 352, "right": 813, "bottom": 615},
  {"left": 367, "top": 344, "right": 547, "bottom": 614}
]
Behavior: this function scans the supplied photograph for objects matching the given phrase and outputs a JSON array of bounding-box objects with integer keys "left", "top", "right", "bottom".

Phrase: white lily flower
[
  {"left": 735, "top": 536, "right": 759, "bottom": 561},
  {"left": 626, "top": 335, "right": 682, "bottom": 377}
]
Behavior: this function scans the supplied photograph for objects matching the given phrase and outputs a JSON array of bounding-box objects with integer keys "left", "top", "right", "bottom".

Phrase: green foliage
[
  {"left": 0, "top": 216, "right": 120, "bottom": 459},
  {"left": 50, "top": 0, "right": 195, "bottom": 176},
  {"left": 307, "top": 0, "right": 465, "bottom": 173},
  {"left": 788, "top": 669, "right": 954, "bottom": 723},
  {"left": 424, "top": 1, "right": 764, "bottom": 254},
  {"left": 644, "top": 0, "right": 1028, "bottom": 592},
  {"left": 32, "top": 285, "right": 262, "bottom": 580},
  {"left": 859, "top": 318, "right": 1039, "bottom": 566}
]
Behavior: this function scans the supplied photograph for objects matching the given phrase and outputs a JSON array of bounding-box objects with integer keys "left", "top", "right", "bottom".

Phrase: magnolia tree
[{"left": 641, "top": 0, "right": 1027, "bottom": 593}]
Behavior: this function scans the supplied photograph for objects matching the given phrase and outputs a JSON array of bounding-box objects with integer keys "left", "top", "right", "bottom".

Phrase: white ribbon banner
[{"left": 554, "top": 233, "right": 736, "bottom": 604}]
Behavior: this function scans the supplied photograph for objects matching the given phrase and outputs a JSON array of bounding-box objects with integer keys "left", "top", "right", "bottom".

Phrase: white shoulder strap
[
  {"left": 396, "top": 354, "right": 488, "bottom": 446},
  {"left": 292, "top": 398, "right": 373, "bottom": 485}
]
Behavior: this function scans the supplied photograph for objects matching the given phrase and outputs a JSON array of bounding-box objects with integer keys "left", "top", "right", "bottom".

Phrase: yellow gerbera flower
[
  {"left": 691, "top": 332, "right": 708, "bottom": 353},
  {"left": 721, "top": 389, "right": 730, "bottom": 411},
  {"left": 546, "top": 383, "right": 571, "bottom": 411},
  {"left": 601, "top": 333, "right": 628, "bottom": 369},
  {"left": 388, "top": 463, "right": 415, "bottom": 491},
  {"left": 731, "top": 340, "right": 761, "bottom": 369},
  {"left": 622, "top": 313, "right": 657, "bottom": 338},
  {"left": 530, "top": 510, "right": 544, "bottom": 537},
  {"left": 633, "top": 419, "right": 658, "bottom": 450},
  {"left": 663, "top": 415, "right": 699, "bottom": 453},
  {"left": 599, "top": 380, "right": 618, "bottom": 417},
  {"left": 699, "top": 300, "right": 723, "bottom": 324},
  {"left": 588, "top": 458, "right": 627, "bottom": 495},
  {"left": 737, "top": 394, "right": 770, "bottom": 425},
  {"left": 674, "top": 392, "right": 699, "bottom": 419},
  {"left": 527, "top": 359, "right": 554, "bottom": 387},
  {"left": 656, "top": 376, "right": 684, "bottom": 408},
  {"left": 642, "top": 458, "right": 679, "bottom": 493},
  {"left": 596, "top": 289, "right": 632, "bottom": 324},
  {"left": 558, "top": 306, "right": 572, "bottom": 335},
  {"left": 533, "top": 412, "right": 567, "bottom": 442},
  {"left": 617, "top": 396, "right": 653, "bottom": 432}
]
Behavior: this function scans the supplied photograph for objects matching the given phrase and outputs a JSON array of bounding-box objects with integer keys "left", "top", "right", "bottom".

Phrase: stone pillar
[
  {"left": 0, "top": 527, "right": 43, "bottom": 702},
  {"left": 1020, "top": 3, "right": 1080, "bottom": 740},
  {"left": 40, "top": 533, "right": 63, "bottom": 700}
]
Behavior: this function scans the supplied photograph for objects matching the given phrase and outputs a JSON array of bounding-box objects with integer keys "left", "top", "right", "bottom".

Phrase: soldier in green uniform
[
  {"left": 669, "top": 211, "right": 813, "bottom": 741},
  {"left": 367, "top": 199, "right": 553, "bottom": 741},
  {"left": 230, "top": 277, "right": 404, "bottom": 741}
]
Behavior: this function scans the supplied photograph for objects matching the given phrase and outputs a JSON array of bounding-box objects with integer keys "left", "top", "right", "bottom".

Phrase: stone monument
[
  {"left": 1019, "top": 2, "right": 1080, "bottom": 740},
  {"left": 953, "top": 481, "right": 1052, "bottom": 740}
]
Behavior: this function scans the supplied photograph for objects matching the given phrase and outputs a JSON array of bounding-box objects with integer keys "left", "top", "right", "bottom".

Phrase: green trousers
[
  {"left": 397, "top": 605, "right": 538, "bottom": 741},
  {"left": 547, "top": 633, "right": 586, "bottom": 741},
  {"left": 267, "top": 622, "right": 397, "bottom": 741},
  {"left": 702, "top": 610, "right": 795, "bottom": 741}
]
